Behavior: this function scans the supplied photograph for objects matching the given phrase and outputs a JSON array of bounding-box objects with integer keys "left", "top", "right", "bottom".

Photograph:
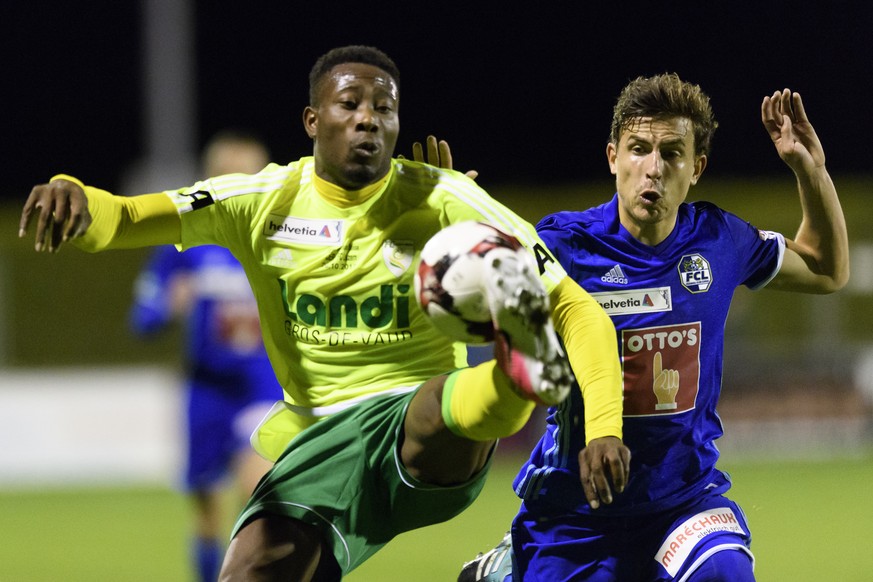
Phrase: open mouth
[{"left": 640, "top": 190, "right": 661, "bottom": 205}]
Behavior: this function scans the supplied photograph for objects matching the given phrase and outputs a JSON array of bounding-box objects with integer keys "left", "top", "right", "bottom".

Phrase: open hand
[
  {"left": 409, "top": 135, "right": 479, "bottom": 180},
  {"left": 19, "top": 178, "right": 91, "bottom": 252},
  {"left": 578, "top": 435, "right": 631, "bottom": 509},
  {"left": 762, "top": 89, "right": 825, "bottom": 175}
]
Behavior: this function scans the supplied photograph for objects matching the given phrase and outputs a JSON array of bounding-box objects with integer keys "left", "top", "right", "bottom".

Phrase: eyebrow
[{"left": 625, "top": 133, "right": 687, "bottom": 147}]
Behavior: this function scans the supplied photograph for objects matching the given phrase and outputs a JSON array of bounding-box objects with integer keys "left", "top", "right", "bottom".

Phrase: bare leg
[
  {"left": 219, "top": 516, "right": 340, "bottom": 582},
  {"left": 401, "top": 376, "right": 495, "bottom": 485},
  {"left": 191, "top": 488, "right": 225, "bottom": 582},
  {"left": 233, "top": 448, "right": 274, "bottom": 499},
  {"left": 192, "top": 488, "right": 224, "bottom": 541}
]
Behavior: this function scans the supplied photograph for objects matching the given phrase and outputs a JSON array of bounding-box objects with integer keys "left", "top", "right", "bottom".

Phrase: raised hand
[
  {"left": 761, "top": 89, "right": 825, "bottom": 174},
  {"left": 410, "top": 135, "right": 479, "bottom": 180}
]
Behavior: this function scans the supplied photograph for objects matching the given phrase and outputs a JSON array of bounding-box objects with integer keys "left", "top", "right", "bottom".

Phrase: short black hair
[{"left": 308, "top": 45, "right": 400, "bottom": 106}]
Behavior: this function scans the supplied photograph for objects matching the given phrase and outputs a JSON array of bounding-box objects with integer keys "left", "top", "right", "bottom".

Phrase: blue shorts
[
  {"left": 512, "top": 493, "right": 754, "bottom": 581},
  {"left": 184, "top": 372, "right": 278, "bottom": 491}
]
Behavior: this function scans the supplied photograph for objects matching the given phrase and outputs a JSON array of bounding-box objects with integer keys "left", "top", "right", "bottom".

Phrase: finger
[
  {"left": 465, "top": 170, "right": 479, "bottom": 180},
  {"left": 578, "top": 460, "right": 601, "bottom": 510},
  {"left": 653, "top": 351, "right": 662, "bottom": 379},
  {"left": 591, "top": 467, "right": 613, "bottom": 506},
  {"left": 438, "top": 140, "right": 453, "bottom": 170},
  {"left": 50, "top": 218, "right": 65, "bottom": 252},
  {"left": 65, "top": 193, "right": 87, "bottom": 240},
  {"left": 606, "top": 450, "right": 629, "bottom": 494},
  {"left": 580, "top": 474, "right": 601, "bottom": 509},
  {"left": 583, "top": 450, "right": 614, "bottom": 507},
  {"left": 426, "top": 135, "right": 439, "bottom": 166},
  {"left": 33, "top": 197, "right": 58, "bottom": 252},
  {"left": 763, "top": 92, "right": 792, "bottom": 143},
  {"left": 412, "top": 142, "right": 424, "bottom": 163},
  {"left": 49, "top": 197, "right": 70, "bottom": 252},
  {"left": 622, "top": 445, "right": 631, "bottom": 477},
  {"left": 792, "top": 92, "right": 809, "bottom": 123},
  {"left": 761, "top": 96, "right": 776, "bottom": 132},
  {"left": 19, "top": 195, "right": 38, "bottom": 238},
  {"left": 775, "top": 89, "right": 791, "bottom": 123}
]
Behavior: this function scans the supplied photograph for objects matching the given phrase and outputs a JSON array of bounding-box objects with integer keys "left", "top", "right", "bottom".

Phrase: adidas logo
[
  {"left": 268, "top": 248, "right": 295, "bottom": 268},
  {"left": 601, "top": 265, "right": 628, "bottom": 284}
]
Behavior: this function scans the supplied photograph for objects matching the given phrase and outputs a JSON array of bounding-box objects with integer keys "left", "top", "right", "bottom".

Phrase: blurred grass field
[{"left": 1, "top": 453, "right": 871, "bottom": 581}]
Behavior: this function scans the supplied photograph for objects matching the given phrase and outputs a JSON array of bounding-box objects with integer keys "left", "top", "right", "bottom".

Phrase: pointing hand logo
[{"left": 652, "top": 351, "right": 679, "bottom": 410}]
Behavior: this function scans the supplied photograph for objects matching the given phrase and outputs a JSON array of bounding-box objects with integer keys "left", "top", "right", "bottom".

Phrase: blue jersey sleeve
[
  {"left": 718, "top": 207, "right": 785, "bottom": 290},
  {"left": 129, "top": 245, "right": 188, "bottom": 336}
]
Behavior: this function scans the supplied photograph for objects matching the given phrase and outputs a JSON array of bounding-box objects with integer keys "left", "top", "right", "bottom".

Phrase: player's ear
[
  {"left": 606, "top": 142, "right": 618, "bottom": 175},
  {"left": 690, "top": 154, "right": 707, "bottom": 186},
  {"left": 303, "top": 106, "right": 318, "bottom": 139}
]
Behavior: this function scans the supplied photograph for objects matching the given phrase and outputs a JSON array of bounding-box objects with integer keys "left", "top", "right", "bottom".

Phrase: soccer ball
[{"left": 415, "top": 221, "right": 523, "bottom": 344}]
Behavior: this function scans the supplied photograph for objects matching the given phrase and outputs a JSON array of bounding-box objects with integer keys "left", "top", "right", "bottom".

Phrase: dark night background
[{"left": 3, "top": 2, "right": 872, "bottom": 201}]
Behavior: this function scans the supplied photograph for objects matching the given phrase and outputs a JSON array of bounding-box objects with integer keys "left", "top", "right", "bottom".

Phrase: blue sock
[{"left": 193, "top": 537, "right": 223, "bottom": 582}]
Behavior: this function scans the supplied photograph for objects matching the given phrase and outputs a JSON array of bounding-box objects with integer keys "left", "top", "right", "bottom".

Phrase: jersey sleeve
[
  {"left": 165, "top": 162, "right": 292, "bottom": 253},
  {"left": 434, "top": 171, "right": 569, "bottom": 294},
  {"left": 550, "top": 277, "right": 623, "bottom": 442},
  {"left": 55, "top": 181, "right": 182, "bottom": 252},
  {"left": 128, "top": 245, "right": 185, "bottom": 336},
  {"left": 722, "top": 210, "right": 785, "bottom": 290}
]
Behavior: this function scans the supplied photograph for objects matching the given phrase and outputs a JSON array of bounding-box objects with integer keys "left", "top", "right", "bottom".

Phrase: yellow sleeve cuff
[
  {"left": 51, "top": 174, "right": 85, "bottom": 189},
  {"left": 50, "top": 175, "right": 181, "bottom": 251},
  {"left": 550, "top": 277, "right": 623, "bottom": 443}
]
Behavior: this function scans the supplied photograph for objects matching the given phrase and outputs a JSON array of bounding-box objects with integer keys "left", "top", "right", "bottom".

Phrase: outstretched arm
[
  {"left": 762, "top": 89, "right": 849, "bottom": 293},
  {"left": 19, "top": 175, "right": 180, "bottom": 253},
  {"left": 550, "top": 277, "right": 629, "bottom": 509}
]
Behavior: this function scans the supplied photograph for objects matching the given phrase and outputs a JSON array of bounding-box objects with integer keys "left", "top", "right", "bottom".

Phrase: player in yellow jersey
[{"left": 19, "top": 45, "right": 630, "bottom": 581}]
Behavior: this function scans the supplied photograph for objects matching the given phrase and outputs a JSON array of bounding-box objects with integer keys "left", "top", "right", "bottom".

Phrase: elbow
[
  {"left": 827, "top": 266, "right": 850, "bottom": 293},
  {"left": 814, "top": 264, "right": 850, "bottom": 294},
  {"left": 824, "top": 253, "right": 851, "bottom": 293}
]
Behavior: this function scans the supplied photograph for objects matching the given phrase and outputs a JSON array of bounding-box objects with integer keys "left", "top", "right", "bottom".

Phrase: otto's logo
[
  {"left": 278, "top": 281, "right": 410, "bottom": 329},
  {"left": 678, "top": 253, "right": 712, "bottom": 293},
  {"left": 621, "top": 322, "right": 701, "bottom": 417}
]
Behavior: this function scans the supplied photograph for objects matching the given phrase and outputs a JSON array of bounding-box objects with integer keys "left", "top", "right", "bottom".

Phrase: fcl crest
[
  {"left": 678, "top": 253, "right": 712, "bottom": 293},
  {"left": 383, "top": 239, "right": 415, "bottom": 278}
]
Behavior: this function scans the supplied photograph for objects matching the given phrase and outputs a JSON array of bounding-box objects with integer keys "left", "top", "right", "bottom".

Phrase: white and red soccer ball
[{"left": 415, "top": 221, "right": 523, "bottom": 344}]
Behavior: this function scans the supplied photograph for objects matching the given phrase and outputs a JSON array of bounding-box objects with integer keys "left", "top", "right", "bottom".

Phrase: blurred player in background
[
  {"left": 458, "top": 77, "right": 849, "bottom": 581},
  {"left": 129, "top": 130, "right": 278, "bottom": 581}
]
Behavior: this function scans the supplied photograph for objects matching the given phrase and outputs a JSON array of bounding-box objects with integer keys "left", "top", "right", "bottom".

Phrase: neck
[{"left": 312, "top": 170, "right": 390, "bottom": 208}]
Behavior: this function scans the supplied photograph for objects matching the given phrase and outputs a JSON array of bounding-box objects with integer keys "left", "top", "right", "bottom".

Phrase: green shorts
[{"left": 231, "top": 388, "right": 493, "bottom": 575}]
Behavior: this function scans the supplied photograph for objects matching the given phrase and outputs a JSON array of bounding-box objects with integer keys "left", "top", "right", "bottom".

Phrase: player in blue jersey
[
  {"left": 458, "top": 74, "right": 848, "bottom": 581},
  {"left": 129, "top": 130, "right": 279, "bottom": 581}
]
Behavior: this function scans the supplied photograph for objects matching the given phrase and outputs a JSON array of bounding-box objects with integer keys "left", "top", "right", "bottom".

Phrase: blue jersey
[
  {"left": 130, "top": 244, "right": 281, "bottom": 489},
  {"left": 513, "top": 194, "right": 784, "bottom": 515},
  {"left": 130, "top": 245, "right": 278, "bottom": 391}
]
